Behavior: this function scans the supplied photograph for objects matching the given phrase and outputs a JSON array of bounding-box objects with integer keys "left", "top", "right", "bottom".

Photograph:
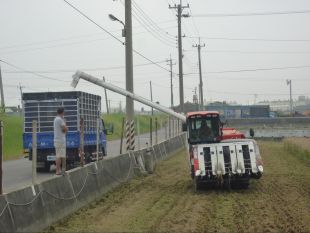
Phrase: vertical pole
[
  {"left": 137, "top": 118, "right": 141, "bottom": 150},
  {"left": 0, "top": 121, "right": 3, "bottom": 195},
  {"left": 198, "top": 41, "right": 204, "bottom": 110},
  {"left": 108, "top": 100, "right": 111, "bottom": 113},
  {"left": 169, "top": 54, "right": 174, "bottom": 108},
  {"left": 150, "top": 81, "right": 153, "bottom": 115},
  {"left": 172, "top": 119, "right": 175, "bottom": 137},
  {"left": 168, "top": 116, "right": 171, "bottom": 138},
  {"left": 80, "top": 118, "right": 85, "bottom": 167},
  {"left": 103, "top": 77, "right": 110, "bottom": 114},
  {"left": 120, "top": 117, "right": 125, "bottom": 154},
  {"left": 96, "top": 118, "right": 100, "bottom": 161},
  {"left": 290, "top": 81, "right": 293, "bottom": 116},
  {"left": 0, "top": 65, "right": 5, "bottom": 113},
  {"left": 150, "top": 117, "right": 153, "bottom": 146},
  {"left": 32, "top": 120, "right": 37, "bottom": 185},
  {"left": 165, "top": 119, "right": 168, "bottom": 140},
  {"left": 125, "top": 0, "right": 135, "bottom": 150},
  {"left": 155, "top": 117, "right": 158, "bottom": 144},
  {"left": 177, "top": 4, "right": 184, "bottom": 113}
]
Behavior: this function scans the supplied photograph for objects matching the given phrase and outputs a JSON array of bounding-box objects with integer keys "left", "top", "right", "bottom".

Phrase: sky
[{"left": 0, "top": 0, "right": 310, "bottom": 111}]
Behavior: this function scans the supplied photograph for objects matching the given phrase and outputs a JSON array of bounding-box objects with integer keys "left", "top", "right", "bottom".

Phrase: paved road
[{"left": 2, "top": 128, "right": 170, "bottom": 193}]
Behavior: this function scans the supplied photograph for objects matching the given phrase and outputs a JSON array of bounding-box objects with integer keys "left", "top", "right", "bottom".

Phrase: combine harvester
[{"left": 71, "top": 71, "right": 263, "bottom": 190}]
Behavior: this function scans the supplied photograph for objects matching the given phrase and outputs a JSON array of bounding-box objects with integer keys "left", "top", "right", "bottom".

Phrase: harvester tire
[{"left": 194, "top": 178, "right": 202, "bottom": 191}]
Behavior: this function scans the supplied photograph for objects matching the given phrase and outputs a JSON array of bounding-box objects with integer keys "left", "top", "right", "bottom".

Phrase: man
[
  {"left": 199, "top": 119, "right": 213, "bottom": 139},
  {"left": 54, "top": 107, "right": 68, "bottom": 175}
]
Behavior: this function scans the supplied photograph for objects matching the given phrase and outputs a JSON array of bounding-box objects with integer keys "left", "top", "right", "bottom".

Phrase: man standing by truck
[{"left": 54, "top": 107, "right": 68, "bottom": 175}]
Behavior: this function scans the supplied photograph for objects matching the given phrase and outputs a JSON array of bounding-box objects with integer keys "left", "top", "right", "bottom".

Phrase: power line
[
  {"left": 194, "top": 9, "right": 310, "bottom": 17},
  {"left": 184, "top": 65, "right": 310, "bottom": 75},
  {"left": 63, "top": 0, "right": 173, "bottom": 74},
  {"left": 2, "top": 60, "right": 167, "bottom": 74},
  {"left": 63, "top": 0, "right": 124, "bottom": 45},
  {"left": 131, "top": 4, "right": 176, "bottom": 47},
  {"left": 187, "top": 36, "right": 310, "bottom": 42},
  {"left": 0, "top": 20, "right": 176, "bottom": 52},
  {"left": 201, "top": 50, "right": 310, "bottom": 55},
  {"left": 132, "top": 0, "right": 176, "bottom": 40},
  {"left": 0, "top": 59, "right": 70, "bottom": 83}
]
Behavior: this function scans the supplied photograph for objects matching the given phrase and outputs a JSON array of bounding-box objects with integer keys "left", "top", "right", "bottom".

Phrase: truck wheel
[
  {"left": 36, "top": 163, "right": 50, "bottom": 173},
  {"left": 190, "top": 166, "right": 195, "bottom": 179}
]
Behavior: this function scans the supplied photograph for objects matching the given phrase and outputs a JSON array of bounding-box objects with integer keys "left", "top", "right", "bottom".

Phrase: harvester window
[{"left": 188, "top": 115, "right": 220, "bottom": 144}]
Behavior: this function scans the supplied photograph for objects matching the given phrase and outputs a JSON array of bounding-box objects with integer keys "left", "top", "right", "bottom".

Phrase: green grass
[
  {"left": 0, "top": 113, "right": 167, "bottom": 161},
  {"left": 0, "top": 114, "right": 24, "bottom": 160},
  {"left": 103, "top": 113, "right": 167, "bottom": 141},
  {"left": 284, "top": 141, "right": 310, "bottom": 163}
]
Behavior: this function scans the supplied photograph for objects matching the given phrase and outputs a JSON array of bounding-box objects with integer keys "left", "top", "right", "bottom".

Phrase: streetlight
[{"left": 108, "top": 14, "right": 126, "bottom": 37}]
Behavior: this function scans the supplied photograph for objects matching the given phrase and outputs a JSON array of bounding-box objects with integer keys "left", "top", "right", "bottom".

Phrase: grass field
[
  {"left": 0, "top": 113, "right": 167, "bottom": 161},
  {"left": 47, "top": 141, "right": 310, "bottom": 233},
  {"left": 0, "top": 114, "right": 24, "bottom": 160},
  {"left": 103, "top": 113, "right": 167, "bottom": 141}
]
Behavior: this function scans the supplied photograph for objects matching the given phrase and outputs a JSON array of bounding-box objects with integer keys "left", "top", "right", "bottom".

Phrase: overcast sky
[{"left": 1, "top": 0, "right": 310, "bottom": 111}]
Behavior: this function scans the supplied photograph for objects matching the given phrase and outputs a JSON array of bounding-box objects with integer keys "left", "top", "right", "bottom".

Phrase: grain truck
[{"left": 22, "top": 91, "right": 112, "bottom": 172}]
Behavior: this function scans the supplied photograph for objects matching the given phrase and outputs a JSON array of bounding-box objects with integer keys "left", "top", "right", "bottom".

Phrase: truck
[
  {"left": 22, "top": 91, "right": 112, "bottom": 172},
  {"left": 71, "top": 71, "right": 264, "bottom": 190},
  {"left": 185, "top": 111, "right": 263, "bottom": 189}
]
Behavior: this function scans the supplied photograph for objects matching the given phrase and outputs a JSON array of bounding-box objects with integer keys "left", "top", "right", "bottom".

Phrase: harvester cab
[{"left": 185, "top": 111, "right": 263, "bottom": 190}]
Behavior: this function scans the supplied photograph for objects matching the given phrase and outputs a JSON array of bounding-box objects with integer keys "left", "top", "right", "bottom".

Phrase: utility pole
[
  {"left": 103, "top": 77, "right": 110, "bottom": 114},
  {"left": 287, "top": 80, "right": 293, "bottom": 116},
  {"left": 150, "top": 81, "right": 153, "bottom": 115},
  {"left": 166, "top": 55, "right": 176, "bottom": 108},
  {"left": 0, "top": 65, "right": 5, "bottom": 113},
  {"left": 169, "top": 1, "right": 189, "bottom": 113},
  {"left": 18, "top": 83, "right": 25, "bottom": 116},
  {"left": 193, "top": 38, "right": 205, "bottom": 110},
  {"left": 125, "top": 0, "right": 135, "bottom": 150}
]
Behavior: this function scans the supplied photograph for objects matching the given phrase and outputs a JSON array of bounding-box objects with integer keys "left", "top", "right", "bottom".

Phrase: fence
[{"left": 0, "top": 133, "right": 186, "bottom": 233}]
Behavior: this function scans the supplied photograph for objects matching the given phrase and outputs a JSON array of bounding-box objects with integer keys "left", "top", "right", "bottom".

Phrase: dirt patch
[{"left": 46, "top": 142, "right": 310, "bottom": 233}]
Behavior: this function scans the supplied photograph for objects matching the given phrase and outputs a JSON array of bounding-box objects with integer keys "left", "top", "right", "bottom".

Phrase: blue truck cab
[{"left": 22, "top": 91, "right": 109, "bottom": 172}]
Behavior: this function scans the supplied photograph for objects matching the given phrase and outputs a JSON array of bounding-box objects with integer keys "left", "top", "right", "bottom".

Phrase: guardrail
[{"left": 0, "top": 133, "right": 186, "bottom": 233}]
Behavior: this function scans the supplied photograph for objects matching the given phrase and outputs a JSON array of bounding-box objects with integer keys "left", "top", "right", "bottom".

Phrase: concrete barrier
[
  {"left": 0, "top": 195, "right": 15, "bottom": 233},
  {"left": 0, "top": 134, "right": 186, "bottom": 233},
  {"left": 5, "top": 185, "right": 44, "bottom": 232}
]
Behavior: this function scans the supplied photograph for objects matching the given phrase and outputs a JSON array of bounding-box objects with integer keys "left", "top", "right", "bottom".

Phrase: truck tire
[{"left": 36, "top": 162, "right": 50, "bottom": 173}]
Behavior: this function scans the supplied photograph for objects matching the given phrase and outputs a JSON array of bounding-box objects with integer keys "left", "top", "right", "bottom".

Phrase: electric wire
[
  {"left": 63, "top": 0, "right": 173, "bottom": 74},
  {"left": 184, "top": 65, "right": 310, "bottom": 75},
  {"left": 187, "top": 36, "right": 310, "bottom": 42},
  {"left": 0, "top": 59, "right": 70, "bottom": 83},
  {"left": 194, "top": 9, "right": 310, "bottom": 17},
  {"left": 132, "top": 0, "right": 176, "bottom": 40}
]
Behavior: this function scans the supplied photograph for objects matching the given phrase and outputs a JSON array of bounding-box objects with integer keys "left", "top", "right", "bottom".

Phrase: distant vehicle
[
  {"left": 184, "top": 111, "right": 263, "bottom": 190},
  {"left": 22, "top": 91, "right": 113, "bottom": 172}
]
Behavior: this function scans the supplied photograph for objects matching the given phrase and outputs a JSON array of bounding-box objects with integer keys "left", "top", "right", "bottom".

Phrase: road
[
  {"left": 2, "top": 128, "right": 169, "bottom": 193},
  {"left": 47, "top": 141, "right": 310, "bottom": 233}
]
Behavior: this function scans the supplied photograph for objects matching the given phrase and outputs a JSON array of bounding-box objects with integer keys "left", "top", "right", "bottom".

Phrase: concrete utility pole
[
  {"left": 125, "top": 1, "right": 134, "bottom": 120},
  {"left": 169, "top": 1, "right": 189, "bottom": 113},
  {"left": 102, "top": 77, "right": 110, "bottom": 114},
  {"left": 0, "top": 65, "right": 5, "bottom": 112},
  {"left": 150, "top": 81, "right": 153, "bottom": 115},
  {"left": 125, "top": 0, "right": 135, "bottom": 150},
  {"left": 193, "top": 38, "right": 205, "bottom": 110},
  {"left": 287, "top": 80, "right": 293, "bottom": 116},
  {"left": 166, "top": 55, "right": 176, "bottom": 108}
]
